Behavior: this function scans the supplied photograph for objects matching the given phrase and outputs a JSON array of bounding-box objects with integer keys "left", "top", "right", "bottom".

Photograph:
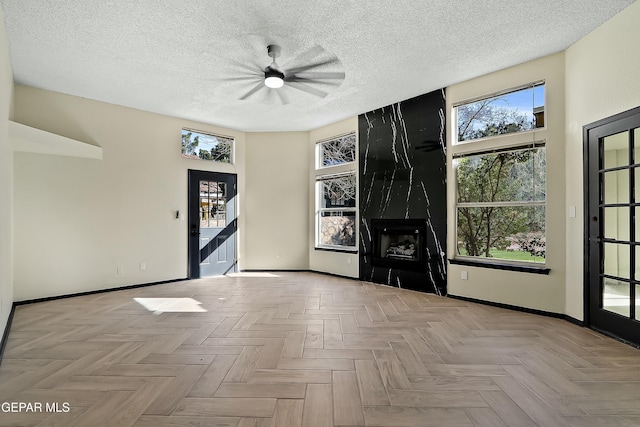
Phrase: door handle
[{"left": 190, "top": 225, "right": 200, "bottom": 236}]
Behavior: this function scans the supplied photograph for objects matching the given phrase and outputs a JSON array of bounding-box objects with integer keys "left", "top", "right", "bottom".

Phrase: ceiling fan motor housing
[{"left": 264, "top": 45, "right": 285, "bottom": 88}]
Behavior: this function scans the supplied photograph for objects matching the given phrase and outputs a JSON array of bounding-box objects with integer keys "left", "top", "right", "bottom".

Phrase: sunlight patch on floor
[
  {"left": 134, "top": 297, "right": 207, "bottom": 314},
  {"left": 227, "top": 272, "right": 280, "bottom": 278}
]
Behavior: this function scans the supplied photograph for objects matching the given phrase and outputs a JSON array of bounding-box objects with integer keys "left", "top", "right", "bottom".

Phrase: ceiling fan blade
[
  {"left": 280, "top": 44, "right": 325, "bottom": 69},
  {"left": 218, "top": 76, "right": 262, "bottom": 82},
  {"left": 275, "top": 88, "right": 290, "bottom": 105},
  {"left": 222, "top": 57, "right": 263, "bottom": 77},
  {"left": 285, "top": 57, "right": 341, "bottom": 76},
  {"left": 288, "top": 71, "right": 345, "bottom": 80},
  {"left": 287, "top": 81, "right": 329, "bottom": 98},
  {"left": 239, "top": 82, "right": 265, "bottom": 100}
]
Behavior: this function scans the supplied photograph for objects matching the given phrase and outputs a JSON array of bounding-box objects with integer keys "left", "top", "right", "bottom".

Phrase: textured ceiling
[{"left": 0, "top": 1, "right": 636, "bottom": 132}]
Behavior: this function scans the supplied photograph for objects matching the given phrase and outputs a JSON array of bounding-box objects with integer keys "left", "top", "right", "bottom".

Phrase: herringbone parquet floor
[{"left": 1, "top": 272, "right": 639, "bottom": 426}]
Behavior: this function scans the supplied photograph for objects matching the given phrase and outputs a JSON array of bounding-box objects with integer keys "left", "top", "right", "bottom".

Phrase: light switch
[{"left": 569, "top": 206, "right": 576, "bottom": 218}]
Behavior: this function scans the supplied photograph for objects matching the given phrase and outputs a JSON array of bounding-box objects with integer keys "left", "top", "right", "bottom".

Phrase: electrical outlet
[
  {"left": 275, "top": 253, "right": 280, "bottom": 259},
  {"left": 140, "top": 262, "right": 146, "bottom": 271},
  {"left": 117, "top": 267, "right": 123, "bottom": 275},
  {"left": 461, "top": 271, "right": 468, "bottom": 280},
  {"left": 347, "top": 257, "right": 352, "bottom": 264}
]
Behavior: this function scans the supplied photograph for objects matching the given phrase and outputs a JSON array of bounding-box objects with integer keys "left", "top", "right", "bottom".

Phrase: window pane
[
  {"left": 319, "top": 211, "right": 356, "bottom": 247},
  {"left": 321, "top": 175, "right": 356, "bottom": 208},
  {"left": 456, "top": 206, "right": 545, "bottom": 263},
  {"left": 634, "top": 167, "right": 640, "bottom": 203},
  {"left": 603, "top": 169, "right": 628, "bottom": 204},
  {"left": 200, "top": 181, "right": 226, "bottom": 228},
  {"left": 456, "top": 84, "right": 544, "bottom": 142},
  {"left": 602, "top": 278, "right": 630, "bottom": 317},
  {"left": 215, "top": 182, "right": 226, "bottom": 227},
  {"left": 636, "top": 284, "right": 640, "bottom": 320},
  {"left": 181, "top": 129, "right": 233, "bottom": 164},
  {"left": 603, "top": 131, "right": 629, "bottom": 168},
  {"left": 603, "top": 206, "right": 630, "bottom": 241},
  {"left": 319, "top": 133, "right": 356, "bottom": 167},
  {"left": 457, "top": 148, "right": 546, "bottom": 203},
  {"left": 603, "top": 242, "right": 630, "bottom": 279}
]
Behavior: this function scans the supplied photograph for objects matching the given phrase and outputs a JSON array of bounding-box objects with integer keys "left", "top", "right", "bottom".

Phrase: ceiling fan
[{"left": 223, "top": 44, "right": 346, "bottom": 104}]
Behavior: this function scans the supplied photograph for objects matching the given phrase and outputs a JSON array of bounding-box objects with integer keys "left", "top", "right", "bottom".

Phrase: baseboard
[
  {"left": 240, "top": 269, "right": 309, "bottom": 273},
  {"left": 15, "top": 278, "right": 188, "bottom": 306},
  {"left": 240, "top": 269, "right": 359, "bottom": 282},
  {"left": 0, "top": 303, "right": 17, "bottom": 368},
  {"left": 563, "top": 314, "right": 584, "bottom": 327},
  {"left": 309, "top": 270, "right": 360, "bottom": 281},
  {"left": 447, "top": 293, "right": 567, "bottom": 320}
]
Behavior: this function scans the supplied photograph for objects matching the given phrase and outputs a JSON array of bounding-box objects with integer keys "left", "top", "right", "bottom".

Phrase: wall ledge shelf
[{"left": 9, "top": 121, "right": 102, "bottom": 160}]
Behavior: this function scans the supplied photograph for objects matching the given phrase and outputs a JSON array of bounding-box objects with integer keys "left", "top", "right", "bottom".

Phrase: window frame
[
  {"left": 314, "top": 132, "right": 358, "bottom": 252},
  {"left": 454, "top": 81, "right": 546, "bottom": 146},
  {"left": 181, "top": 127, "right": 235, "bottom": 165},
  {"left": 316, "top": 132, "right": 357, "bottom": 169},
  {"left": 451, "top": 82, "right": 548, "bottom": 270}
]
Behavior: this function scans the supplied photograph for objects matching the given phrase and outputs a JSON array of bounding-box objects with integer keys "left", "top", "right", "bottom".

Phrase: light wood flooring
[{"left": 1, "top": 271, "right": 640, "bottom": 426}]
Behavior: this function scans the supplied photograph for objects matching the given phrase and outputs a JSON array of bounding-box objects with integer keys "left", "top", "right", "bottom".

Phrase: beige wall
[
  {"left": 309, "top": 117, "right": 359, "bottom": 278},
  {"left": 446, "top": 53, "right": 567, "bottom": 314},
  {"left": 243, "top": 131, "right": 310, "bottom": 270},
  {"left": 12, "top": 86, "right": 246, "bottom": 300},
  {"left": 565, "top": 0, "right": 640, "bottom": 320},
  {"left": 0, "top": 6, "right": 14, "bottom": 335}
]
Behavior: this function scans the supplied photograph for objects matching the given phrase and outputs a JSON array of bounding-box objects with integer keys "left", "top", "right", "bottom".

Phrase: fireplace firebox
[{"left": 371, "top": 219, "right": 427, "bottom": 272}]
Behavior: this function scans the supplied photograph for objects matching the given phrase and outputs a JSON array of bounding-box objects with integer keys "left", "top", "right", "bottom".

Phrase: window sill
[
  {"left": 448, "top": 258, "right": 550, "bottom": 275},
  {"left": 315, "top": 246, "right": 358, "bottom": 254}
]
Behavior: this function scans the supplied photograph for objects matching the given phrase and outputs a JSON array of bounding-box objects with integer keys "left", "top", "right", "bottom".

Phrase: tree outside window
[
  {"left": 454, "top": 83, "right": 546, "bottom": 265},
  {"left": 181, "top": 129, "right": 233, "bottom": 164},
  {"left": 456, "top": 148, "right": 546, "bottom": 263}
]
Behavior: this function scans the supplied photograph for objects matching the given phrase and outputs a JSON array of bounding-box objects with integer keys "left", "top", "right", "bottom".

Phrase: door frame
[
  {"left": 187, "top": 169, "right": 238, "bottom": 279},
  {"left": 583, "top": 105, "right": 640, "bottom": 343}
]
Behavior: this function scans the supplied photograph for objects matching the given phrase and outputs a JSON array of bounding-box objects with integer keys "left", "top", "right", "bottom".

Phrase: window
[
  {"left": 317, "top": 174, "right": 357, "bottom": 248},
  {"left": 457, "top": 82, "right": 545, "bottom": 143},
  {"left": 317, "top": 133, "right": 356, "bottom": 168},
  {"left": 315, "top": 133, "right": 357, "bottom": 251},
  {"left": 453, "top": 83, "right": 546, "bottom": 266},
  {"left": 181, "top": 128, "right": 233, "bottom": 164}
]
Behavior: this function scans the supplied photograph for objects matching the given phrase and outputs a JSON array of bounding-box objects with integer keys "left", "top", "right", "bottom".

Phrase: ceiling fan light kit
[
  {"left": 233, "top": 42, "right": 346, "bottom": 103},
  {"left": 264, "top": 69, "right": 284, "bottom": 88}
]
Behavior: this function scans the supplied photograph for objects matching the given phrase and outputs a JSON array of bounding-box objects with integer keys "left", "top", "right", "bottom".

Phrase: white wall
[
  {"left": 0, "top": 6, "right": 14, "bottom": 335},
  {"left": 12, "top": 86, "right": 246, "bottom": 300},
  {"left": 565, "top": 0, "right": 640, "bottom": 320},
  {"left": 446, "top": 53, "right": 567, "bottom": 314},
  {"left": 243, "top": 132, "right": 310, "bottom": 270},
  {"left": 309, "top": 117, "right": 359, "bottom": 278}
]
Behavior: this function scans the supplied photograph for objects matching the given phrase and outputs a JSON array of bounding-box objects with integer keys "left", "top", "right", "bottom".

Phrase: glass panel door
[{"left": 586, "top": 108, "right": 640, "bottom": 346}]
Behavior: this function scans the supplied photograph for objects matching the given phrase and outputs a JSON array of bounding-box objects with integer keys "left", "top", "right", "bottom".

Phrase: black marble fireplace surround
[{"left": 358, "top": 90, "right": 447, "bottom": 295}]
